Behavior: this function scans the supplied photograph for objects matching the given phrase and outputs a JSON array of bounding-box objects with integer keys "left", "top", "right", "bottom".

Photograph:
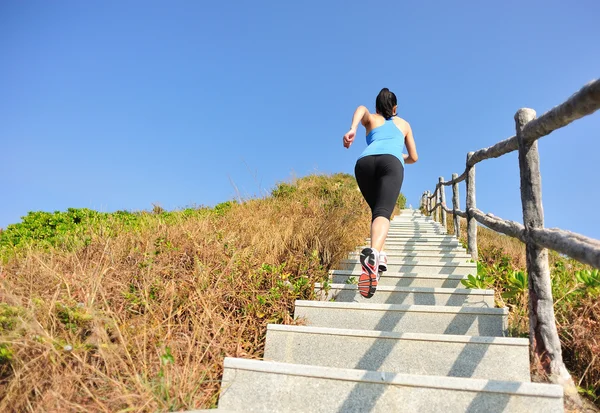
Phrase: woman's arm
[
  {"left": 343, "top": 106, "right": 371, "bottom": 149},
  {"left": 403, "top": 122, "right": 418, "bottom": 164}
]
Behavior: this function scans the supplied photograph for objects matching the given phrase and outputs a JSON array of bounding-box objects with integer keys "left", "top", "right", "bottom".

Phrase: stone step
[
  {"left": 186, "top": 410, "right": 236, "bottom": 413},
  {"left": 389, "top": 222, "right": 441, "bottom": 225},
  {"left": 384, "top": 232, "right": 454, "bottom": 236},
  {"left": 393, "top": 213, "right": 434, "bottom": 217},
  {"left": 376, "top": 243, "right": 462, "bottom": 250},
  {"left": 387, "top": 228, "right": 445, "bottom": 232},
  {"left": 339, "top": 262, "right": 476, "bottom": 276},
  {"left": 315, "top": 283, "right": 493, "bottom": 307},
  {"left": 388, "top": 227, "right": 446, "bottom": 231},
  {"left": 370, "top": 236, "right": 457, "bottom": 242},
  {"left": 347, "top": 252, "right": 471, "bottom": 261},
  {"left": 389, "top": 226, "right": 444, "bottom": 230},
  {"left": 386, "top": 231, "right": 448, "bottom": 236},
  {"left": 389, "top": 222, "right": 441, "bottom": 226},
  {"left": 390, "top": 217, "right": 435, "bottom": 221},
  {"left": 374, "top": 238, "right": 459, "bottom": 244},
  {"left": 389, "top": 224, "right": 443, "bottom": 228},
  {"left": 294, "top": 300, "right": 508, "bottom": 336},
  {"left": 344, "top": 255, "right": 472, "bottom": 265},
  {"left": 392, "top": 219, "right": 433, "bottom": 222},
  {"left": 218, "top": 358, "right": 562, "bottom": 413},
  {"left": 331, "top": 270, "right": 467, "bottom": 288},
  {"left": 390, "top": 220, "right": 437, "bottom": 223},
  {"left": 368, "top": 241, "right": 466, "bottom": 252},
  {"left": 359, "top": 245, "right": 467, "bottom": 253},
  {"left": 370, "top": 247, "right": 465, "bottom": 253},
  {"left": 264, "top": 325, "right": 530, "bottom": 382},
  {"left": 376, "top": 238, "right": 459, "bottom": 244},
  {"left": 387, "top": 229, "right": 446, "bottom": 234}
]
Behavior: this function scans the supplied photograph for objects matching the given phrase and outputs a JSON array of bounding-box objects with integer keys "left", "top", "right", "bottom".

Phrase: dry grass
[
  {"left": 0, "top": 173, "right": 370, "bottom": 412},
  {"left": 444, "top": 212, "right": 600, "bottom": 409}
]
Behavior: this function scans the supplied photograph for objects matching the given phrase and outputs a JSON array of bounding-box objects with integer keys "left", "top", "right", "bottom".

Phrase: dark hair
[{"left": 375, "top": 88, "right": 397, "bottom": 119}]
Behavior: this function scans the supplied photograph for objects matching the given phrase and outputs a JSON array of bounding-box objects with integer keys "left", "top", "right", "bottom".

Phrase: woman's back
[
  {"left": 360, "top": 114, "right": 407, "bottom": 164},
  {"left": 366, "top": 113, "right": 409, "bottom": 136}
]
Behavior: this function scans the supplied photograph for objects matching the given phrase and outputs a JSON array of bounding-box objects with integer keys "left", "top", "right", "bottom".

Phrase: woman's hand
[{"left": 343, "top": 128, "right": 356, "bottom": 148}]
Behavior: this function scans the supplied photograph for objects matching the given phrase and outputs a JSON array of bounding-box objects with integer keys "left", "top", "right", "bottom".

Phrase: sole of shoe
[{"left": 358, "top": 248, "right": 378, "bottom": 298}]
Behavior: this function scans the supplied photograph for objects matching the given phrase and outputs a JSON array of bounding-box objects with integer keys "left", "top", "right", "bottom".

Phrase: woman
[{"left": 343, "top": 88, "right": 418, "bottom": 298}]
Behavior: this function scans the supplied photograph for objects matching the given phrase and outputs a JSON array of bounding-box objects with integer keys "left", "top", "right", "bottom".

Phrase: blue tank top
[{"left": 358, "top": 118, "right": 405, "bottom": 165}]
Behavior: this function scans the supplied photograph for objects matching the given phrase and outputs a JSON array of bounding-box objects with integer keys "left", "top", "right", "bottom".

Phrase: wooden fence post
[
  {"left": 439, "top": 177, "right": 447, "bottom": 229},
  {"left": 515, "top": 108, "right": 578, "bottom": 400},
  {"left": 431, "top": 188, "right": 440, "bottom": 222},
  {"left": 428, "top": 191, "right": 434, "bottom": 220},
  {"left": 466, "top": 152, "right": 478, "bottom": 260},
  {"left": 452, "top": 173, "right": 460, "bottom": 239}
]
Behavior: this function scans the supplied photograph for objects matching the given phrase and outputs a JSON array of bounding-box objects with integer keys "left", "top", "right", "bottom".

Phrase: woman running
[{"left": 343, "top": 88, "right": 418, "bottom": 298}]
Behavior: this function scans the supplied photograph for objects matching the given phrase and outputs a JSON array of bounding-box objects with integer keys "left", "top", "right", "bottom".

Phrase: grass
[
  {"left": 444, "top": 213, "right": 600, "bottom": 409},
  {"left": 0, "top": 173, "right": 373, "bottom": 412}
]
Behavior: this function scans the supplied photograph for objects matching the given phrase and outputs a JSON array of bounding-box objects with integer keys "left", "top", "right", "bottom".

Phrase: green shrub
[
  {"left": 396, "top": 193, "right": 407, "bottom": 209},
  {"left": 271, "top": 182, "right": 298, "bottom": 198},
  {"left": 502, "top": 270, "right": 528, "bottom": 300},
  {"left": 212, "top": 201, "right": 236, "bottom": 217}
]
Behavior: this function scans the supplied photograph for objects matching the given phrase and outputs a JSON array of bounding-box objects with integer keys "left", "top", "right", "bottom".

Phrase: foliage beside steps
[
  {"left": 445, "top": 214, "right": 600, "bottom": 409},
  {"left": 0, "top": 173, "right": 375, "bottom": 412}
]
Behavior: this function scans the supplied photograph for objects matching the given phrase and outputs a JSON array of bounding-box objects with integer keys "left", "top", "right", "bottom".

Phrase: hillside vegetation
[
  {"left": 0, "top": 174, "right": 382, "bottom": 412},
  {"left": 444, "top": 215, "right": 600, "bottom": 408}
]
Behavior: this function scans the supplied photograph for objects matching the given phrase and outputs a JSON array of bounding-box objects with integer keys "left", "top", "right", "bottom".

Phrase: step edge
[
  {"left": 314, "top": 283, "right": 493, "bottom": 295},
  {"left": 222, "top": 358, "right": 562, "bottom": 398},
  {"left": 266, "top": 324, "right": 528, "bottom": 346},
  {"left": 330, "top": 270, "right": 468, "bottom": 279},
  {"left": 294, "top": 300, "right": 508, "bottom": 314},
  {"left": 341, "top": 261, "right": 476, "bottom": 268}
]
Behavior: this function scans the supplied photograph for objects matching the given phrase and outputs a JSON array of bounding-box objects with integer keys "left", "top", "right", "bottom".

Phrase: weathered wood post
[
  {"left": 428, "top": 190, "right": 434, "bottom": 220},
  {"left": 465, "top": 152, "right": 477, "bottom": 260},
  {"left": 439, "top": 177, "right": 447, "bottom": 230},
  {"left": 452, "top": 173, "right": 460, "bottom": 239},
  {"left": 432, "top": 188, "right": 438, "bottom": 222},
  {"left": 515, "top": 108, "right": 579, "bottom": 401}
]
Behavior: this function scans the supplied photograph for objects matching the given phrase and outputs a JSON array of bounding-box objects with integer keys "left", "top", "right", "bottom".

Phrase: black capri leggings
[{"left": 355, "top": 154, "right": 404, "bottom": 222}]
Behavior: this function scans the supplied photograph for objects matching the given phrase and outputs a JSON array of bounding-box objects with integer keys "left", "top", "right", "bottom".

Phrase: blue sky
[{"left": 2, "top": 1, "right": 600, "bottom": 238}]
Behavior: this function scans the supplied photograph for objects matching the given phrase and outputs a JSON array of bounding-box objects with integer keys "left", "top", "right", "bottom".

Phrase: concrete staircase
[{"left": 197, "top": 210, "right": 564, "bottom": 412}]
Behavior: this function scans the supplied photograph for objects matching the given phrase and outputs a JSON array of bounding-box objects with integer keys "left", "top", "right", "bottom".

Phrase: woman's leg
[
  {"left": 370, "top": 216, "right": 390, "bottom": 252},
  {"left": 355, "top": 156, "right": 380, "bottom": 298},
  {"left": 371, "top": 155, "right": 404, "bottom": 252},
  {"left": 354, "top": 157, "right": 377, "bottom": 212}
]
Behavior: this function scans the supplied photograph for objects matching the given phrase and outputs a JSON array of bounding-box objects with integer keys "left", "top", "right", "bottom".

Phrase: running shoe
[
  {"left": 378, "top": 251, "right": 388, "bottom": 273},
  {"left": 358, "top": 247, "right": 378, "bottom": 298}
]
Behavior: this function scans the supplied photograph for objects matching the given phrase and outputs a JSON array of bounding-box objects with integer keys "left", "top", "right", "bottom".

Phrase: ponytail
[{"left": 375, "top": 88, "right": 397, "bottom": 119}]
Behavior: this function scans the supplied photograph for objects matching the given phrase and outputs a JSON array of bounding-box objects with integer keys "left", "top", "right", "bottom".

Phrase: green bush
[
  {"left": 271, "top": 182, "right": 297, "bottom": 198},
  {"left": 396, "top": 193, "right": 407, "bottom": 209},
  {"left": 0, "top": 206, "right": 223, "bottom": 255}
]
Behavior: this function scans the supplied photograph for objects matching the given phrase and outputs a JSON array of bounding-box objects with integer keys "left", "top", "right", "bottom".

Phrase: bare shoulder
[
  {"left": 393, "top": 117, "right": 411, "bottom": 136},
  {"left": 365, "top": 111, "right": 378, "bottom": 126},
  {"left": 363, "top": 111, "right": 378, "bottom": 130}
]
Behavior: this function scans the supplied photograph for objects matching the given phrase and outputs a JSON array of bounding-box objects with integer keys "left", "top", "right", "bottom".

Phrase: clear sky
[{"left": 2, "top": 1, "right": 600, "bottom": 238}]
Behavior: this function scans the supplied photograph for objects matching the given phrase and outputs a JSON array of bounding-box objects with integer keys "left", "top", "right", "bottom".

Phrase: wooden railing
[{"left": 419, "top": 79, "right": 600, "bottom": 398}]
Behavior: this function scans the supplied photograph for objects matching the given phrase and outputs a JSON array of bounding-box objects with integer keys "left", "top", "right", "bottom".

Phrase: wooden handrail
[{"left": 418, "top": 78, "right": 600, "bottom": 396}]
